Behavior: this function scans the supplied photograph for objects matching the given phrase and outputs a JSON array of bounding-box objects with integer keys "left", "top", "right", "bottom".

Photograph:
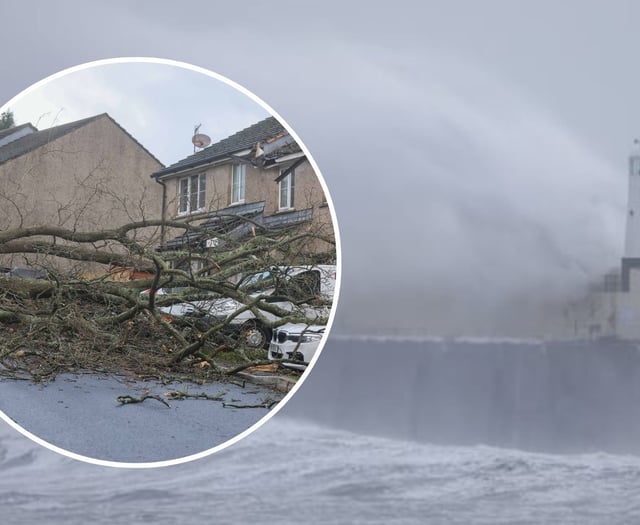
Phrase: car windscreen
[
  {"left": 239, "top": 268, "right": 322, "bottom": 303},
  {"left": 274, "top": 270, "right": 321, "bottom": 302},
  {"left": 239, "top": 271, "right": 275, "bottom": 292}
]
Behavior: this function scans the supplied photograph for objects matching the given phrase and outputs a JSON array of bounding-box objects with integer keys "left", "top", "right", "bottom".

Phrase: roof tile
[{"left": 153, "top": 116, "right": 287, "bottom": 178}]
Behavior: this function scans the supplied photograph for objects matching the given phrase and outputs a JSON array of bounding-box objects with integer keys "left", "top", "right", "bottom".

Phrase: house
[
  {"left": 0, "top": 113, "right": 164, "bottom": 272},
  {"left": 152, "top": 116, "right": 334, "bottom": 265}
]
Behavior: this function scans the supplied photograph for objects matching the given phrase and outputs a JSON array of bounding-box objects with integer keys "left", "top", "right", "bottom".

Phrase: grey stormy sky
[
  {"left": 1, "top": 1, "right": 640, "bottom": 336},
  {"left": 5, "top": 60, "right": 270, "bottom": 166}
]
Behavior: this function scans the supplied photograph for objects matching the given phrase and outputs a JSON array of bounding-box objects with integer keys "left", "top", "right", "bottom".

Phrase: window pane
[
  {"left": 198, "top": 174, "right": 206, "bottom": 209},
  {"left": 232, "top": 166, "right": 239, "bottom": 202},
  {"left": 278, "top": 178, "right": 287, "bottom": 208},
  {"left": 232, "top": 164, "right": 245, "bottom": 203},
  {"left": 290, "top": 171, "right": 295, "bottom": 208},
  {"left": 279, "top": 170, "right": 294, "bottom": 209},
  {"left": 279, "top": 175, "right": 288, "bottom": 208},
  {"left": 190, "top": 175, "right": 199, "bottom": 211},
  {"left": 179, "top": 178, "right": 189, "bottom": 213}
]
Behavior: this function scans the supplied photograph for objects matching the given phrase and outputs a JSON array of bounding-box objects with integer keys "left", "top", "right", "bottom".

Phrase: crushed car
[{"left": 158, "top": 265, "right": 336, "bottom": 349}]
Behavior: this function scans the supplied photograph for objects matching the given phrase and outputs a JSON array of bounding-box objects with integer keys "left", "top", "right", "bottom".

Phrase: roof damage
[
  {"left": 152, "top": 116, "right": 304, "bottom": 178},
  {"left": 158, "top": 201, "right": 313, "bottom": 252}
]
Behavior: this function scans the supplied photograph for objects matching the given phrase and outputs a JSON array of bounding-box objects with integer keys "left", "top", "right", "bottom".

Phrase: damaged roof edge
[
  {"left": 151, "top": 145, "right": 306, "bottom": 180},
  {"left": 157, "top": 205, "right": 313, "bottom": 252},
  {"left": 151, "top": 116, "right": 296, "bottom": 179}
]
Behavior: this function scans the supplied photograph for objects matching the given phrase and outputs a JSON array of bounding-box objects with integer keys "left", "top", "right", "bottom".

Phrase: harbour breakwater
[{"left": 284, "top": 336, "right": 640, "bottom": 455}]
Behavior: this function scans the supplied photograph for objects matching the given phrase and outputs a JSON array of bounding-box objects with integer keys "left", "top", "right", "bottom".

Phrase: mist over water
[{"left": 326, "top": 49, "right": 624, "bottom": 338}]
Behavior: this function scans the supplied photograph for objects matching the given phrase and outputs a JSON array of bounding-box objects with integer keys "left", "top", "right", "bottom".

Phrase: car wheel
[{"left": 240, "top": 321, "right": 271, "bottom": 349}]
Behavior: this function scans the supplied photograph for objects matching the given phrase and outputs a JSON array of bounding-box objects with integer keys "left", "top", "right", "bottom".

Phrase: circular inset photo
[{"left": 0, "top": 58, "right": 340, "bottom": 467}]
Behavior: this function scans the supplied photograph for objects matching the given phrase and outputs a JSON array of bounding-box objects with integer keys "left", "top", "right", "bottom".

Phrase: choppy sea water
[{"left": 2, "top": 417, "right": 640, "bottom": 524}]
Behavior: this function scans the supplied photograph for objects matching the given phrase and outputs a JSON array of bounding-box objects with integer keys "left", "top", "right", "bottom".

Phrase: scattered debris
[
  {"left": 223, "top": 398, "right": 279, "bottom": 409},
  {"left": 164, "top": 389, "right": 226, "bottom": 401},
  {"left": 116, "top": 394, "right": 171, "bottom": 408}
]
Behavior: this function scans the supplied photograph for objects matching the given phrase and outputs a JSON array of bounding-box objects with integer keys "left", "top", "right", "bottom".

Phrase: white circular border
[{"left": 0, "top": 57, "right": 343, "bottom": 469}]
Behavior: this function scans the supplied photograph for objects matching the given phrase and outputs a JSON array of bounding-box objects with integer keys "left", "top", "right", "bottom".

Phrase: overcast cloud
[
  {"left": 7, "top": 61, "right": 269, "bottom": 166},
  {"left": 1, "top": 1, "right": 640, "bottom": 337}
]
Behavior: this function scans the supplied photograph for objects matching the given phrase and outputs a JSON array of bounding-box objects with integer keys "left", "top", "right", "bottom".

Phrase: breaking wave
[{"left": 2, "top": 418, "right": 640, "bottom": 524}]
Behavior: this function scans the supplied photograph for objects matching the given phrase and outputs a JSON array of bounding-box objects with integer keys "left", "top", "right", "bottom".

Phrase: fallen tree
[{"left": 0, "top": 217, "right": 336, "bottom": 383}]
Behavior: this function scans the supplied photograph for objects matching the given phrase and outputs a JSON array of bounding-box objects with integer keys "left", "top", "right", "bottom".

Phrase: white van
[{"left": 159, "top": 264, "right": 336, "bottom": 348}]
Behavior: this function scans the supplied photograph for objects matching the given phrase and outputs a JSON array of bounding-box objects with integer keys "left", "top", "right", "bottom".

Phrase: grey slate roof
[
  {"left": 158, "top": 201, "right": 313, "bottom": 252},
  {"left": 0, "top": 123, "right": 37, "bottom": 142},
  {"left": 0, "top": 113, "right": 164, "bottom": 168},
  {"left": 262, "top": 208, "right": 313, "bottom": 228},
  {"left": 200, "top": 201, "right": 266, "bottom": 230},
  {"left": 0, "top": 123, "right": 38, "bottom": 150},
  {"left": 153, "top": 116, "right": 288, "bottom": 178},
  {"left": 159, "top": 201, "right": 267, "bottom": 251},
  {"left": 0, "top": 115, "right": 105, "bottom": 166}
]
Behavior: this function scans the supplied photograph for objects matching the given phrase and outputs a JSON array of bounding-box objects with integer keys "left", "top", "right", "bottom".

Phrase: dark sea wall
[{"left": 282, "top": 337, "right": 640, "bottom": 454}]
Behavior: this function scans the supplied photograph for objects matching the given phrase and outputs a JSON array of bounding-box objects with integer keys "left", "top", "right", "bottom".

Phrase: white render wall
[{"left": 625, "top": 154, "right": 640, "bottom": 257}]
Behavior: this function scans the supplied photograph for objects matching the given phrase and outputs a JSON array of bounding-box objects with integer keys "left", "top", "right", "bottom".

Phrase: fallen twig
[
  {"left": 116, "top": 394, "right": 171, "bottom": 408},
  {"left": 222, "top": 398, "right": 278, "bottom": 409},
  {"left": 164, "top": 390, "right": 225, "bottom": 401}
]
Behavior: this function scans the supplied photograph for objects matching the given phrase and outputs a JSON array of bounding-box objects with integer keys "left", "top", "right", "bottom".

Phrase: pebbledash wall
[
  {"left": 161, "top": 156, "right": 332, "bottom": 242},
  {"left": 154, "top": 117, "right": 335, "bottom": 260},
  {"left": 0, "top": 114, "right": 163, "bottom": 230},
  {"left": 0, "top": 114, "right": 164, "bottom": 272}
]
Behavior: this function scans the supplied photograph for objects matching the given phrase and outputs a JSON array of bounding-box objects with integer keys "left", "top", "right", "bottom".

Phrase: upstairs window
[
  {"left": 231, "top": 164, "right": 246, "bottom": 204},
  {"left": 279, "top": 169, "right": 295, "bottom": 210},
  {"left": 178, "top": 173, "right": 206, "bottom": 215}
]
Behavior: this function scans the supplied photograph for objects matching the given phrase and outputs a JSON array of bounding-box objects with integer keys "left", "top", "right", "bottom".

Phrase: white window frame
[
  {"left": 231, "top": 164, "right": 246, "bottom": 205},
  {"left": 178, "top": 173, "right": 206, "bottom": 215},
  {"left": 278, "top": 169, "right": 295, "bottom": 210}
]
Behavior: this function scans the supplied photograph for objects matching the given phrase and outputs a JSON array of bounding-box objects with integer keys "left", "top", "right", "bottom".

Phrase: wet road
[{"left": 0, "top": 372, "right": 282, "bottom": 464}]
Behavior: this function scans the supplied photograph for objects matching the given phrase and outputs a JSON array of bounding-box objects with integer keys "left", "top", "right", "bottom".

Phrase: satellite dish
[{"left": 192, "top": 133, "right": 211, "bottom": 149}]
